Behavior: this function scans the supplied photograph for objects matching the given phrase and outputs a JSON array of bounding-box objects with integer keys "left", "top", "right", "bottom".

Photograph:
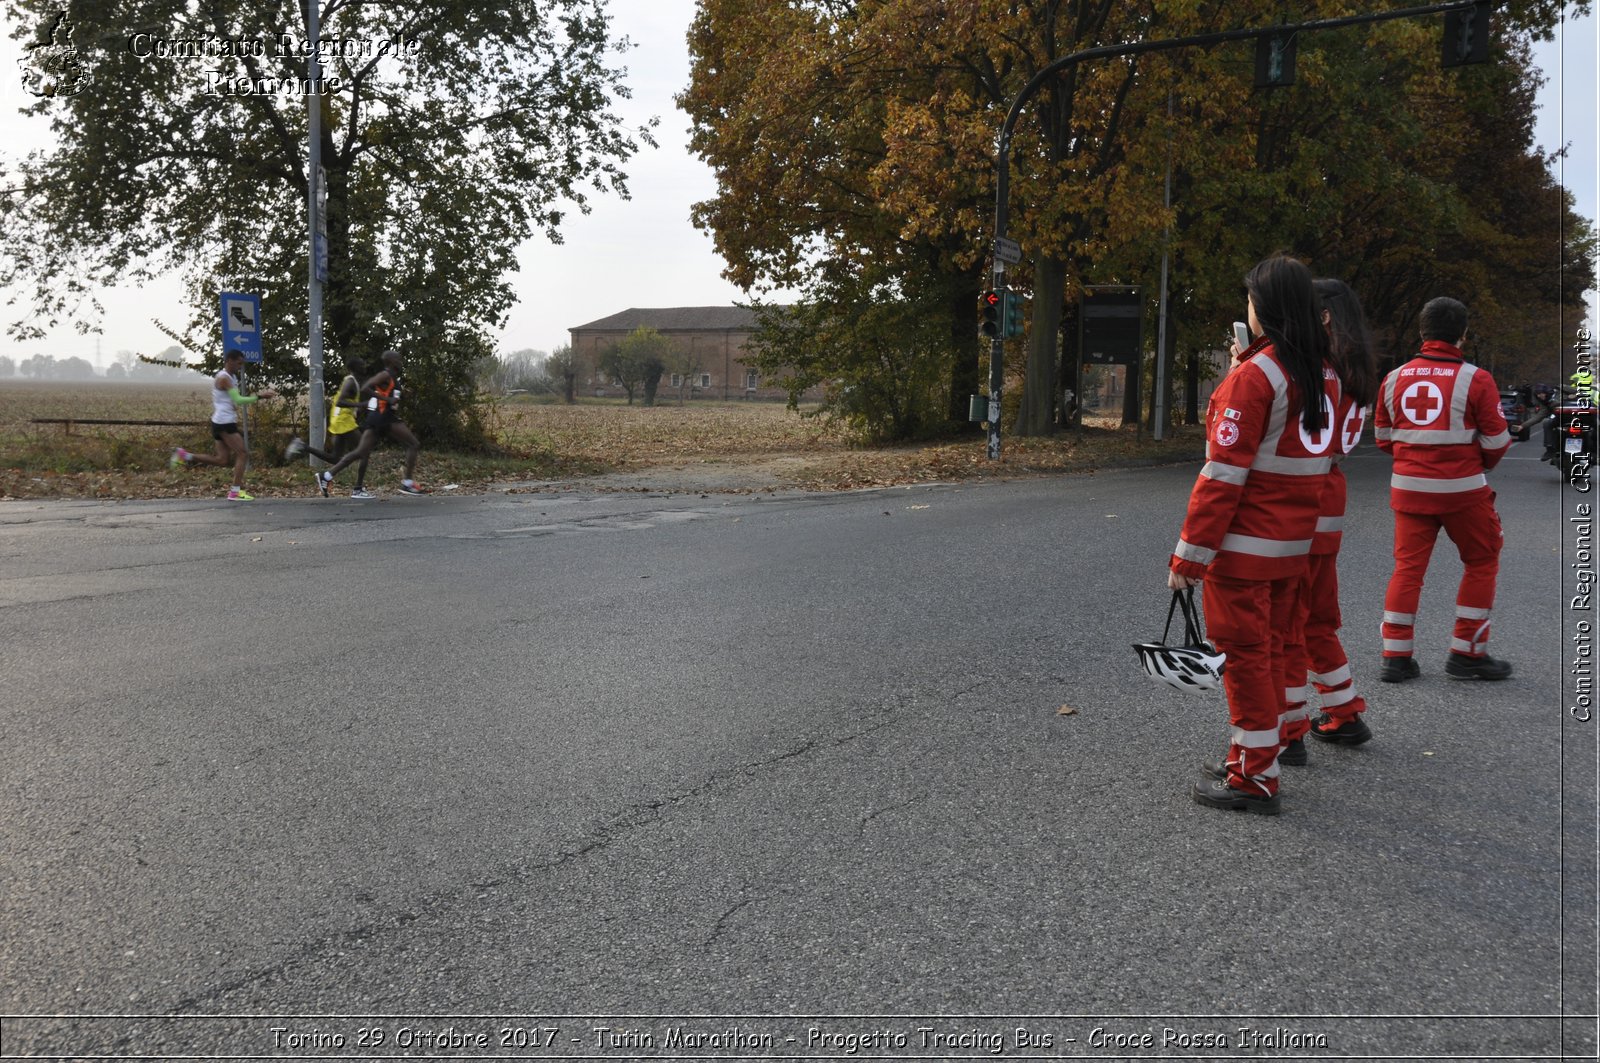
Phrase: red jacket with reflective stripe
[
  {"left": 1374, "top": 342, "right": 1509, "bottom": 514},
  {"left": 1170, "top": 340, "right": 1341, "bottom": 581}
]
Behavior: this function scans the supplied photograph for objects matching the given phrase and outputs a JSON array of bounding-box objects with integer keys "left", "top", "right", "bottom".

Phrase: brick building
[{"left": 569, "top": 306, "right": 805, "bottom": 401}]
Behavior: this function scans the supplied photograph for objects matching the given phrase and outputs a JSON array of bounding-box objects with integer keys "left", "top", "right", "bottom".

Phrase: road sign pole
[
  {"left": 988, "top": 269, "right": 1006, "bottom": 460},
  {"left": 239, "top": 367, "right": 250, "bottom": 461}
]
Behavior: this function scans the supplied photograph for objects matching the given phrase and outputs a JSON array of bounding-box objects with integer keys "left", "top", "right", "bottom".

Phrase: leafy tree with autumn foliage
[
  {"left": 1137, "top": 9, "right": 1593, "bottom": 407},
  {"left": 681, "top": 0, "right": 990, "bottom": 438},
  {"left": 684, "top": 0, "right": 1591, "bottom": 440},
  {"left": 2, "top": 1, "right": 653, "bottom": 446},
  {"left": 683, "top": 1, "right": 1242, "bottom": 437}
]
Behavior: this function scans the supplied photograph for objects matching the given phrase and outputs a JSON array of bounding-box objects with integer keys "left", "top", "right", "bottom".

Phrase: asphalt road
[{"left": 1, "top": 441, "right": 1594, "bottom": 1060}]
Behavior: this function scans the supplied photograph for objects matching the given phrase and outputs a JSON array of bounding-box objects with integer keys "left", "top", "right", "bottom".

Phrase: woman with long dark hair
[
  {"left": 1295, "top": 278, "right": 1380, "bottom": 751},
  {"left": 1167, "top": 254, "right": 1337, "bottom": 815}
]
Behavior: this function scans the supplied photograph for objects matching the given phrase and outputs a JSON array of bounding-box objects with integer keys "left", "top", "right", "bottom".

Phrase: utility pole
[
  {"left": 1154, "top": 90, "right": 1174, "bottom": 443},
  {"left": 306, "top": 1, "right": 327, "bottom": 455}
]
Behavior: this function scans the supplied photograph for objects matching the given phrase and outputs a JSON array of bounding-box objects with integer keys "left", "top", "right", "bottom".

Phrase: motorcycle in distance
[{"left": 1543, "top": 385, "right": 1596, "bottom": 485}]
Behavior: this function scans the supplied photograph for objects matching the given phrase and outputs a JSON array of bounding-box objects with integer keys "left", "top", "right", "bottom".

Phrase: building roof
[{"left": 569, "top": 306, "right": 763, "bottom": 333}]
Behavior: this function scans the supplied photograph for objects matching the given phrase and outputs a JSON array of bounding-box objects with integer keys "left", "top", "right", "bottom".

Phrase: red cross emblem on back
[
  {"left": 1341, "top": 405, "right": 1365, "bottom": 452},
  {"left": 1400, "top": 381, "right": 1445, "bottom": 426}
]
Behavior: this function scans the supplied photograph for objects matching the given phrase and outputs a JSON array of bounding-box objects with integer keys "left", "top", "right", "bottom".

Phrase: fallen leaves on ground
[{"left": 1, "top": 382, "right": 1205, "bottom": 499}]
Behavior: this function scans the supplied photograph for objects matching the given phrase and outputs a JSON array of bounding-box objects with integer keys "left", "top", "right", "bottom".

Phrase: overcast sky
[{"left": 0, "top": 1, "right": 1594, "bottom": 368}]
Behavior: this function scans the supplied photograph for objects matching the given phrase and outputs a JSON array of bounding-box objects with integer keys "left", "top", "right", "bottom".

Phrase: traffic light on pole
[
  {"left": 1442, "top": 0, "right": 1491, "bottom": 67},
  {"left": 1004, "top": 291, "right": 1026, "bottom": 338},
  {"left": 980, "top": 290, "right": 1001, "bottom": 337},
  {"left": 1254, "top": 31, "right": 1297, "bottom": 88}
]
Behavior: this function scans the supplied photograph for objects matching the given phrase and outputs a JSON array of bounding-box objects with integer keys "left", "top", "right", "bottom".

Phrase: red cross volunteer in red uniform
[
  {"left": 1168, "top": 255, "right": 1340, "bottom": 815},
  {"left": 1374, "top": 296, "right": 1512, "bottom": 682},
  {"left": 1299, "top": 278, "right": 1381, "bottom": 750}
]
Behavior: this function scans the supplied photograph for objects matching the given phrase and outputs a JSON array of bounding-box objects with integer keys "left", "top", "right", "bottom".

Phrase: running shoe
[
  {"left": 227, "top": 488, "right": 254, "bottom": 501},
  {"left": 284, "top": 437, "right": 307, "bottom": 461},
  {"left": 397, "top": 480, "right": 428, "bottom": 495},
  {"left": 314, "top": 471, "right": 330, "bottom": 498},
  {"left": 169, "top": 447, "right": 189, "bottom": 468},
  {"left": 350, "top": 488, "right": 375, "bottom": 499}
]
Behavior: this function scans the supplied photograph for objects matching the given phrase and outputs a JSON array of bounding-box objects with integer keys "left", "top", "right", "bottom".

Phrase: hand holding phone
[{"left": 1232, "top": 321, "right": 1251, "bottom": 351}]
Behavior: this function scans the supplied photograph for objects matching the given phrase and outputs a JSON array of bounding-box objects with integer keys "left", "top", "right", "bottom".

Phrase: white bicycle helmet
[
  {"left": 1134, "top": 588, "right": 1226, "bottom": 692},
  {"left": 1134, "top": 640, "right": 1226, "bottom": 691}
]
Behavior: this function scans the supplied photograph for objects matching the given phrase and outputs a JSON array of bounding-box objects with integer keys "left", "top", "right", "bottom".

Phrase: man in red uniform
[{"left": 1372, "top": 297, "right": 1512, "bottom": 685}]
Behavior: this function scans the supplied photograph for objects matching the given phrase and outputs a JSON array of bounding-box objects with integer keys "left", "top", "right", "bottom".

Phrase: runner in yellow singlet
[{"left": 284, "top": 357, "right": 375, "bottom": 497}]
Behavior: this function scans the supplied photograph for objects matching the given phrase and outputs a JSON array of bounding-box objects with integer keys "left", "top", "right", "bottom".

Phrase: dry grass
[
  {"left": 493, "top": 397, "right": 1206, "bottom": 492},
  {"left": 493, "top": 396, "right": 843, "bottom": 463},
  {"left": 0, "top": 380, "right": 1205, "bottom": 499}
]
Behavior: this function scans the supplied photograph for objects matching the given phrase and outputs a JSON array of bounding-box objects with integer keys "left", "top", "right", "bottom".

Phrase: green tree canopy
[
  {"left": 2, "top": 0, "right": 655, "bottom": 445},
  {"left": 598, "top": 325, "right": 678, "bottom": 405},
  {"left": 545, "top": 343, "right": 578, "bottom": 404},
  {"left": 749, "top": 265, "right": 951, "bottom": 442}
]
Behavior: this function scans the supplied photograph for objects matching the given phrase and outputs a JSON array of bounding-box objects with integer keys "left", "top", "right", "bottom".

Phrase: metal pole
[
  {"left": 1154, "top": 91, "right": 1173, "bottom": 442},
  {"left": 1075, "top": 304, "right": 1084, "bottom": 445},
  {"left": 987, "top": 272, "right": 1005, "bottom": 460},
  {"left": 239, "top": 367, "right": 250, "bottom": 458},
  {"left": 306, "top": 0, "right": 326, "bottom": 455},
  {"left": 986, "top": 120, "right": 1013, "bottom": 461}
]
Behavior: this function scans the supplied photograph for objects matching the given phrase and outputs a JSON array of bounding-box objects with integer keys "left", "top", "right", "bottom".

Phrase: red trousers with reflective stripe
[
  {"left": 1203, "top": 573, "right": 1301, "bottom": 797},
  {"left": 1382, "top": 496, "right": 1502, "bottom": 658},
  {"left": 1297, "top": 552, "right": 1366, "bottom": 725}
]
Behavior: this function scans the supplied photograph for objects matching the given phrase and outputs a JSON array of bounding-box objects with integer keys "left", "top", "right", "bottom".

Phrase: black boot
[
  {"left": 1191, "top": 778, "right": 1280, "bottom": 815},
  {"left": 1445, "top": 652, "right": 1513, "bottom": 680},
  {"left": 1379, "top": 656, "right": 1421, "bottom": 683},
  {"left": 1203, "top": 739, "right": 1303, "bottom": 779},
  {"left": 1309, "top": 713, "right": 1373, "bottom": 746}
]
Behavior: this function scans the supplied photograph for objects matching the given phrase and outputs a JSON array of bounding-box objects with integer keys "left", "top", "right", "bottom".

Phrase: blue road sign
[{"left": 219, "top": 292, "right": 263, "bottom": 363}]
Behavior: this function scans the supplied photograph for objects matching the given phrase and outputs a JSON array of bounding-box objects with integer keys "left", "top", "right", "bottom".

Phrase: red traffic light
[{"left": 980, "top": 290, "right": 1001, "bottom": 336}]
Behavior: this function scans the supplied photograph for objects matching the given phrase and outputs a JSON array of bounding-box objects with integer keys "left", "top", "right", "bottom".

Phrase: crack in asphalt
[
  {"left": 703, "top": 895, "right": 763, "bottom": 949},
  {"left": 0, "top": 587, "right": 149, "bottom": 610},
  {"left": 163, "top": 699, "right": 911, "bottom": 1012},
  {"left": 857, "top": 792, "right": 931, "bottom": 838}
]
